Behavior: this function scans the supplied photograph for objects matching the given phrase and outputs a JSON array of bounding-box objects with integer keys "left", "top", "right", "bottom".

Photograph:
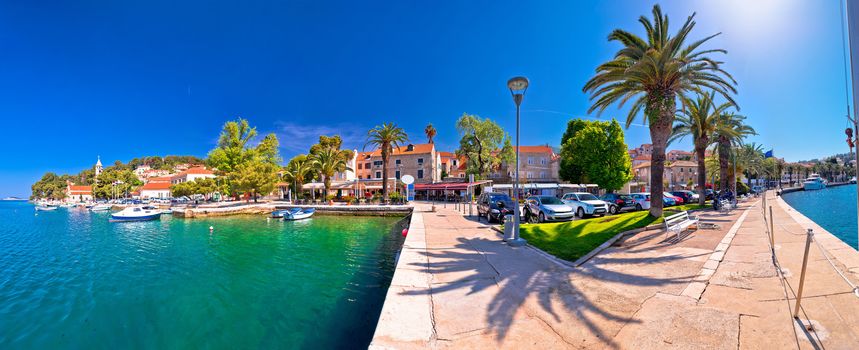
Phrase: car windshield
[
  {"left": 619, "top": 195, "right": 632, "bottom": 200},
  {"left": 577, "top": 193, "right": 598, "bottom": 201},
  {"left": 539, "top": 196, "right": 564, "bottom": 205},
  {"left": 489, "top": 195, "right": 513, "bottom": 205}
]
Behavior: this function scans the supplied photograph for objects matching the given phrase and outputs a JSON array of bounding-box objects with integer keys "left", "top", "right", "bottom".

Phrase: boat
[
  {"left": 35, "top": 205, "right": 58, "bottom": 211},
  {"left": 279, "top": 208, "right": 315, "bottom": 220},
  {"left": 803, "top": 174, "right": 827, "bottom": 191},
  {"left": 90, "top": 204, "right": 113, "bottom": 212},
  {"left": 851, "top": 176, "right": 857, "bottom": 184},
  {"left": 110, "top": 206, "right": 162, "bottom": 222}
]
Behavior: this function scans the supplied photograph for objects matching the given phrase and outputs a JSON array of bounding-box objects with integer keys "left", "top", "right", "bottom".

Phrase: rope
[
  {"left": 841, "top": 0, "right": 853, "bottom": 121},
  {"left": 812, "top": 235, "right": 859, "bottom": 297}
]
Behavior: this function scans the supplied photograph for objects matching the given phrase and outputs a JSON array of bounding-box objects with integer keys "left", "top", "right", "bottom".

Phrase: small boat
[
  {"left": 90, "top": 204, "right": 113, "bottom": 212},
  {"left": 803, "top": 174, "right": 827, "bottom": 191},
  {"left": 110, "top": 206, "right": 162, "bottom": 222},
  {"left": 851, "top": 176, "right": 857, "bottom": 184},
  {"left": 281, "top": 208, "right": 315, "bottom": 220},
  {"left": 35, "top": 205, "right": 58, "bottom": 211}
]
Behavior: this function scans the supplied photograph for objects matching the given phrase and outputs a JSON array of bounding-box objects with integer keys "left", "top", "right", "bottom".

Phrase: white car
[
  {"left": 524, "top": 196, "right": 575, "bottom": 222},
  {"left": 561, "top": 192, "right": 609, "bottom": 218},
  {"left": 629, "top": 193, "right": 652, "bottom": 210}
]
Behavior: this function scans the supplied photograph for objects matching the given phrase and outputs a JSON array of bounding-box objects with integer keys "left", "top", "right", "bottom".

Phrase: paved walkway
[{"left": 371, "top": 195, "right": 859, "bottom": 349}]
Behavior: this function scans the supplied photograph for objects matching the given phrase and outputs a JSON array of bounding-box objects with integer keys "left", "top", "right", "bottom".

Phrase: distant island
[{"left": 2, "top": 197, "right": 25, "bottom": 201}]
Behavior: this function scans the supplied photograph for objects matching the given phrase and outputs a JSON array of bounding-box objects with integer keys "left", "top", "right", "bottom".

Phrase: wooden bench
[{"left": 664, "top": 211, "right": 699, "bottom": 241}]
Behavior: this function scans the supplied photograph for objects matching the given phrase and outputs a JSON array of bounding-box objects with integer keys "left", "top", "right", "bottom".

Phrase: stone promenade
[{"left": 371, "top": 193, "right": 859, "bottom": 349}]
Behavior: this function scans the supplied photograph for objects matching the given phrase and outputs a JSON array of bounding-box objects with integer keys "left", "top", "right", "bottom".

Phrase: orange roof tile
[
  {"left": 362, "top": 143, "right": 434, "bottom": 157},
  {"left": 141, "top": 182, "right": 172, "bottom": 190}
]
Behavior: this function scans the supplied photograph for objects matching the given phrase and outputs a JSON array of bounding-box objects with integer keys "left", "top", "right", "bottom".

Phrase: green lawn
[
  {"left": 666, "top": 203, "right": 708, "bottom": 212},
  {"left": 519, "top": 210, "right": 663, "bottom": 262}
]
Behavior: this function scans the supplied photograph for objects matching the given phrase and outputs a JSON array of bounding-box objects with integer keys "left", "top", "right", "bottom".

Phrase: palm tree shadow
[{"left": 401, "top": 235, "right": 694, "bottom": 347}]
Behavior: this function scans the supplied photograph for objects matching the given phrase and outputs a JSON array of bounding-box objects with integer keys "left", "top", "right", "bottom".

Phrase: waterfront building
[
  {"left": 667, "top": 150, "right": 693, "bottom": 162},
  {"left": 355, "top": 143, "right": 440, "bottom": 184},
  {"left": 631, "top": 154, "right": 652, "bottom": 167},
  {"left": 170, "top": 167, "right": 216, "bottom": 185},
  {"left": 139, "top": 181, "right": 172, "bottom": 199},
  {"left": 489, "top": 145, "right": 560, "bottom": 184},
  {"left": 438, "top": 152, "right": 467, "bottom": 180},
  {"left": 65, "top": 182, "right": 93, "bottom": 202},
  {"left": 665, "top": 160, "right": 698, "bottom": 190}
]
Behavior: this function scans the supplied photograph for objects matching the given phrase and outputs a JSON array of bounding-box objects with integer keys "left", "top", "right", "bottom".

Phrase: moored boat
[
  {"left": 803, "top": 174, "right": 827, "bottom": 191},
  {"left": 110, "top": 206, "right": 162, "bottom": 222},
  {"left": 35, "top": 205, "right": 58, "bottom": 211},
  {"left": 282, "top": 208, "right": 315, "bottom": 221},
  {"left": 90, "top": 204, "right": 112, "bottom": 212}
]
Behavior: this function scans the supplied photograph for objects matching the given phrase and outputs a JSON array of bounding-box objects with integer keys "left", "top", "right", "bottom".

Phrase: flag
[{"left": 764, "top": 149, "right": 774, "bottom": 158}]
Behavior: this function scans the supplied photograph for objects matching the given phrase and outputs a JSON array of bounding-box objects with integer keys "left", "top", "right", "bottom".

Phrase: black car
[
  {"left": 670, "top": 191, "right": 698, "bottom": 204},
  {"left": 477, "top": 192, "right": 516, "bottom": 223},
  {"left": 599, "top": 193, "right": 637, "bottom": 214}
]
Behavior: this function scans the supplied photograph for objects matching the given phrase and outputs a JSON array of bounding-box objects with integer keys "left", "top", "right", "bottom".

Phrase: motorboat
[
  {"left": 802, "top": 174, "right": 826, "bottom": 191},
  {"left": 35, "top": 205, "right": 58, "bottom": 211},
  {"left": 110, "top": 206, "right": 162, "bottom": 222},
  {"left": 280, "top": 208, "right": 315, "bottom": 221},
  {"left": 90, "top": 204, "right": 113, "bottom": 212},
  {"left": 851, "top": 176, "right": 857, "bottom": 184}
]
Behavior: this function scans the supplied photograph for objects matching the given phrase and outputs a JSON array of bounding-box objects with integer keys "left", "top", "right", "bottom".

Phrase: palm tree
[
  {"left": 736, "top": 143, "right": 764, "bottom": 190},
  {"left": 583, "top": 4, "right": 737, "bottom": 217},
  {"left": 713, "top": 112, "right": 755, "bottom": 191},
  {"left": 670, "top": 92, "right": 734, "bottom": 205},
  {"left": 309, "top": 147, "right": 352, "bottom": 201},
  {"left": 424, "top": 123, "right": 437, "bottom": 144},
  {"left": 365, "top": 123, "right": 409, "bottom": 202},
  {"left": 283, "top": 155, "right": 314, "bottom": 201}
]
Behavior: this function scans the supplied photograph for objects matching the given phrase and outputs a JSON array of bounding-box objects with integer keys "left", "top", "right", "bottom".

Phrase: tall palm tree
[
  {"left": 670, "top": 92, "right": 734, "bottom": 205},
  {"left": 365, "top": 123, "right": 409, "bottom": 202},
  {"left": 309, "top": 147, "right": 352, "bottom": 201},
  {"left": 424, "top": 123, "right": 437, "bottom": 144},
  {"left": 583, "top": 4, "right": 737, "bottom": 217},
  {"left": 713, "top": 112, "right": 756, "bottom": 191},
  {"left": 736, "top": 142, "right": 764, "bottom": 190}
]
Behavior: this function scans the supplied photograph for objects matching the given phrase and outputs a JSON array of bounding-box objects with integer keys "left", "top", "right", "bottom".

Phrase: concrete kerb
[{"left": 370, "top": 211, "right": 436, "bottom": 348}]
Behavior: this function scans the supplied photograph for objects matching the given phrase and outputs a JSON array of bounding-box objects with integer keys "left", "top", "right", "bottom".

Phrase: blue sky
[{"left": 0, "top": 0, "right": 850, "bottom": 197}]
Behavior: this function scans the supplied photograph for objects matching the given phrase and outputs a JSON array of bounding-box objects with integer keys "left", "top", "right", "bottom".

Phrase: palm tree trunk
[
  {"left": 324, "top": 175, "right": 330, "bottom": 203},
  {"left": 381, "top": 149, "right": 389, "bottom": 203},
  {"left": 695, "top": 145, "right": 706, "bottom": 205},
  {"left": 718, "top": 138, "right": 730, "bottom": 191},
  {"left": 646, "top": 93, "right": 675, "bottom": 218}
]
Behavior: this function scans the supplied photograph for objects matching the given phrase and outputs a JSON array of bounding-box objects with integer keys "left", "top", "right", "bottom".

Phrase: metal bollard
[{"left": 794, "top": 228, "right": 814, "bottom": 318}]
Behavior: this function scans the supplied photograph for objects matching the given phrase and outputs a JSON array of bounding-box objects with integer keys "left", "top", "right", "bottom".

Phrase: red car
[{"left": 664, "top": 192, "right": 684, "bottom": 205}]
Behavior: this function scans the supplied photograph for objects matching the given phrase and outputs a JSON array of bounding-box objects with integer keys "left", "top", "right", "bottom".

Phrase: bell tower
[{"left": 95, "top": 156, "right": 103, "bottom": 178}]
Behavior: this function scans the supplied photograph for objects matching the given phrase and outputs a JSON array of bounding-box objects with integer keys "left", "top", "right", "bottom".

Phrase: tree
[
  {"left": 92, "top": 168, "right": 142, "bottom": 199},
  {"left": 207, "top": 118, "right": 257, "bottom": 176},
  {"left": 232, "top": 159, "right": 279, "bottom": 203},
  {"left": 562, "top": 120, "right": 633, "bottom": 191},
  {"left": 670, "top": 92, "right": 734, "bottom": 205},
  {"left": 31, "top": 172, "right": 68, "bottom": 200},
  {"left": 425, "top": 123, "right": 437, "bottom": 144},
  {"left": 455, "top": 113, "right": 514, "bottom": 178},
  {"left": 583, "top": 4, "right": 737, "bottom": 217},
  {"left": 170, "top": 181, "right": 198, "bottom": 198},
  {"left": 558, "top": 119, "right": 589, "bottom": 183},
  {"left": 365, "top": 123, "right": 409, "bottom": 202},
  {"left": 713, "top": 112, "right": 755, "bottom": 192},
  {"left": 283, "top": 155, "right": 315, "bottom": 199},
  {"left": 309, "top": 145, "right": 353, "bottom": 200}
]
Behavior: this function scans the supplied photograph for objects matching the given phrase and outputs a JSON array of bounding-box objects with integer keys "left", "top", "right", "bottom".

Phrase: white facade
[{"left": 140, "top": 189, "right": 171, "bottom": 199}]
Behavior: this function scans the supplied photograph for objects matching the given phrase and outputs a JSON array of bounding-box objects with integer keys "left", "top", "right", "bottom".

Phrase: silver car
[
  {"left": 524, "top": 196, "right": 575, "bottom": 223},
  {"left": 561, "top": 192, "right": 609, "bottom": 218}
]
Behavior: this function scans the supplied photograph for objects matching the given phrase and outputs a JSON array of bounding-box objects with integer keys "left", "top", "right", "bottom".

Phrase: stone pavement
[{"left": 371, "top": 195, "right": 859, "bottom": 349}]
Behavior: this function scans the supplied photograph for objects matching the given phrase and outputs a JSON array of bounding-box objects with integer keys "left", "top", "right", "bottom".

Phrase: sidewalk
[{"left": 371, "top": 196, "right": 859, "bottom": 349}]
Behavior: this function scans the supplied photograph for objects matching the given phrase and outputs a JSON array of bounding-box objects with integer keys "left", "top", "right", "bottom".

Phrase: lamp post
[{"left": 507, "top": 76, "right": 529, "bottom": 247}]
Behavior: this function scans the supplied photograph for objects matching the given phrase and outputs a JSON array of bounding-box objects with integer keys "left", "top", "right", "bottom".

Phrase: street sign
[
  {"left": 407, "top": 183, "right": 415, "bottom": 201},
  {"left": 401, "top": 174, "right": 415, "bottom": 185}
]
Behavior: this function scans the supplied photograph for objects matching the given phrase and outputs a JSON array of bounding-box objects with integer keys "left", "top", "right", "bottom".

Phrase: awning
[
  {"left": 301, "top": 182, "right": 325, "bottom": 189},
  {"left": 492, "top": 183, "right": 560, "bottom": 190},
  {"left": 414, "top": 181, "right": 491, "bottom": 191}
]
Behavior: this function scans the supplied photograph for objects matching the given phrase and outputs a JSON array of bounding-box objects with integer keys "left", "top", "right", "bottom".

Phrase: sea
[
  {"left": 782, "top": 184, "right": 859, "bottom": 249},
  {"left": 0, "top": 201, "right": 407, "bottom": 349}
]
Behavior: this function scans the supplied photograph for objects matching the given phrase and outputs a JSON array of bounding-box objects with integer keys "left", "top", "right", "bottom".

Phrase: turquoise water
[
  {"left": 782, "top": 184, "right": 858, "bottom": 249},
  {"left": 0, "top": 201, "right": 406, "bottom": 349}
]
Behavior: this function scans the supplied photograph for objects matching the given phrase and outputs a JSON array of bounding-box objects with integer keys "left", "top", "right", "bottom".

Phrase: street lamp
[{"left": 507, "top": 76, "right": 529, "bottom": 247}]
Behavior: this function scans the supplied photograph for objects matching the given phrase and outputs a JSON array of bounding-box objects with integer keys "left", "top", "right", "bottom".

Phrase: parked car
[
  {"left": 599, "top": 193, "right": 636, "bottom": 215},
  {"left": 662, "top": 193, "right": 677, "bottom": 206},
  {"left": 524, "top": 196, "right": 575, "bottom": 223},
  {"left": 561, "top": 192, "right": 609, "bottom": 218},
  {"left": 663, "top": 192, "right": 684, "bottom": 205},
  {"left": 629, "top": 193, "right": 651, "bottom": 210},
  {"left": 476, "top": 192, "right": 516, "bottom": 223},
  {"left": 670, "top": 190, "right": 699, "bottom": 204}
]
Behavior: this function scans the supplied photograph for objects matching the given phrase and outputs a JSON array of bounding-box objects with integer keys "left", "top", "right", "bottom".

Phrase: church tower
[{"left": 95, "top": 156, "right": 103, "bottom": 178}]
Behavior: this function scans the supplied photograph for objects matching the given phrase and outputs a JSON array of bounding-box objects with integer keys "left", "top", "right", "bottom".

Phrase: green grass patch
[
  {"left": 519, "top": 211, "right": 663, "bottom": 262},
  {"left": 666, "top": 203, "right": 708, "bottom": 212}
]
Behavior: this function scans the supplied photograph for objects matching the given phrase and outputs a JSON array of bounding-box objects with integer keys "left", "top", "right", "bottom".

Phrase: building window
[
  {"left": 452, "top": 160, "right": 457, "bottom": 166},
  {"left": 395, "top": 170, "right": 401, "bottom": 179},
  {"left": 373, "top": 161, "right": 383, "bottom": 166},
  {"left": 417, "top": 158, "right": 424, "bottom": 165},
  {"left": 417, "top": 170, "right": 424, "bottom": 179},
  {"left": 540, "top": 171, "right": 546, "bottom": 179},
  {"left": 528, "top": 157, "right": 534, "bottom": 165},
  {"left": 395, "top": 159, "right": 401, "bottom": 165},
  {"left": 541, "top": 157, "right": 547, "bottom": 165},
  {"left": 375, "top": 171, "right": 381, "bottom": 179},
  {"left": 357, "top": 163, "right": 362, "bottom": 170},
  {"left": 460, "top": 173, "right": 465, "bottom": 178},
  {"left": 365, "top": 162, "right": 371, "bottom": 169},
  {"left": 527, "top": 172, "right": 532, "bottom": 179},
  {"left": 680, "top": 168, "right": 683, "bottom": 173}
]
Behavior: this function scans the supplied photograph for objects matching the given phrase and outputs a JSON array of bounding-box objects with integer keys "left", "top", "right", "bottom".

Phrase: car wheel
[
  {"left": 635, "top": 204, "right": 642, "bottom": 211},
  {"left": 609, "top": 205, "right": 617, "bottom": 215},
  {"left": 576, "top": 207, "right": 584, "bottom": 218},
  {"left": 538, "top": 212, "right": 546, "bottom": 223}
]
